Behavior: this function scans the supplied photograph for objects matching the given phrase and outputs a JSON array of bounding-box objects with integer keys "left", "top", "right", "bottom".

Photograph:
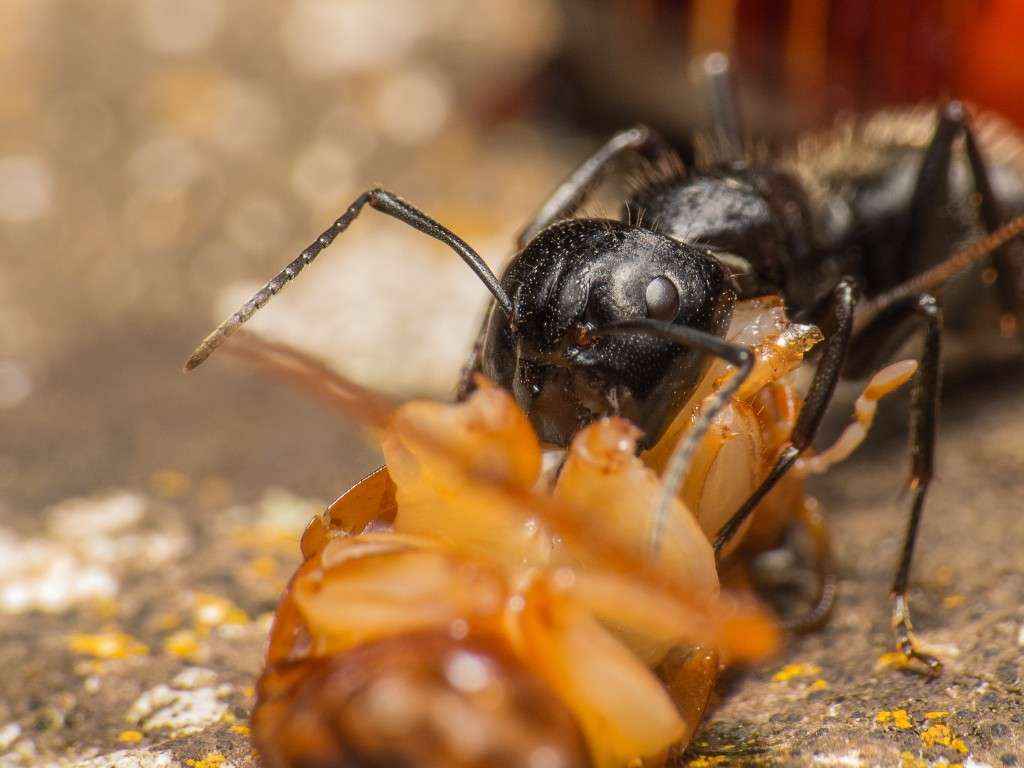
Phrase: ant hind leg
[{"left": 902, "top": 101, "right": 1024, "bottom": 338}]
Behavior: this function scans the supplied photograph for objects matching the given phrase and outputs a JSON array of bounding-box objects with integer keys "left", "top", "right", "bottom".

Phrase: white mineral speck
[
  {"left": 812, "top": 752, "right": 863, "bottom": 767},
  {"left": 0, "top": 723, "right": 22, "bottom": 751},
  {"left": 67, "top": 747, "right": 179, "bottom": 768},
  {"left": 126, "top": 684, "right": 230, "bottom": 736},
  {"left": 170, "top": 667, "right": 217, "bottom": 690},
  {"left": 47, "top": 492, "right": 145, "bottom": 538}
]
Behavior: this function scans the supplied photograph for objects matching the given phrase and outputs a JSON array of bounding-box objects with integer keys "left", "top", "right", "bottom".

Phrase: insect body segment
[
  {"left": 187, "top": 57, "right": 1024, "bottom": 766},
  {"left": 254, "top": 375, "right": 779, "bottom": 768},
  {"left": 497, "top": 93, "right": 1024, "bottom": 673}
]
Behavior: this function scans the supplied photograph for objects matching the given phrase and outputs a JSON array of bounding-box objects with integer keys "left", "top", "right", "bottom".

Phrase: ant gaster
[{"left": 187, "top": 56, "right": 1024, "bottom": 674}]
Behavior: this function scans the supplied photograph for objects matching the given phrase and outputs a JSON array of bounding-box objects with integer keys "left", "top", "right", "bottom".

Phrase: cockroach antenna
[{"left": 184, "top": 188, "right": 512, "bottom": 372}]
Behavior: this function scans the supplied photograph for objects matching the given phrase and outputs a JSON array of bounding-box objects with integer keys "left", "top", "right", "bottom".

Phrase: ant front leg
[
  {"left": 712, "top": 277, "right": 859, "bottom": 555},
  {"left": 517, "top": 125, "right": 673, "bottom": 248},
  {"left": 846, "top": 294, "right": 944, "bottom": 675}
]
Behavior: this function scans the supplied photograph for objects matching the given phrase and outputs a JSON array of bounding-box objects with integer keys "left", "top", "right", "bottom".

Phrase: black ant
[{"left": 186, "top": 56, "right": 1024, "bottom": 675}]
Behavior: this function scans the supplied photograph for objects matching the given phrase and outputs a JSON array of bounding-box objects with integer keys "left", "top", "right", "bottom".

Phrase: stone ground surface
[{"left": 0, "top": 330, "right": 1021, "bottom": 768}]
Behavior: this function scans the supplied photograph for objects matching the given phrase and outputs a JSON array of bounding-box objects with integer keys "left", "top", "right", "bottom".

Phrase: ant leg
[
  {"left": 713, "top": 278, "right": 859, "bottom": 555},
  {"left": 185, "top": 188, "right": 511, "bottom": 371},
  {"left": 702, "top": 52, "right": 745, "bottom": 162},
  {"left": 517, "top": 125, "right": 673, "bottom": 248},
  {"left": 899, "top": 101, "right": 1024, "bottom": 334},
  {"left": 896, "top": 102, "right": 964, "bottom": 281},
  {"left": 846, "top": 294, "right": 944, "bottom": 675},
  {"left": 960, "top": 112, "right": 1024, "bottom": 339},
  {"left": 593, "top": 318, "right": 754, "bottom": 556},
  {"left": 780, "top": 497, "right": 838, "bottom": 634}
]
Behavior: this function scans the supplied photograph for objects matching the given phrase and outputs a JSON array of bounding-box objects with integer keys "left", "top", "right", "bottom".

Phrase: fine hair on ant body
[{"left": 187, "top": 54, "right": 1024, "bottom": 676}]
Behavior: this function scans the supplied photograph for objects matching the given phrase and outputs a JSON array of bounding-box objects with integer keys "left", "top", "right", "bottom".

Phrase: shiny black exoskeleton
[
  {"left": 474, "top": 219, "right": 735, "bottom": 447},
  {"left": 187, "top": 63, "right": 1024, "bottom": 675},
  {"left": 453, "top": 97, "right": 1024, "bottom": 674}
]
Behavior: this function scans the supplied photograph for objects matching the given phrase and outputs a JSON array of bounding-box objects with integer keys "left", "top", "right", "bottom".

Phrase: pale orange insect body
[{"left": 210, "top": 294, "right": 915, "bottom": 768}]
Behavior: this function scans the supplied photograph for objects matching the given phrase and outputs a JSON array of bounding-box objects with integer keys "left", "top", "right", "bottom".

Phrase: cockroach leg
[
  {"left": 797, "top": 358, "right": 918, "bottom": 476},
  {"left": 656, "top": 644, "right": 719, "bottom": 745}
]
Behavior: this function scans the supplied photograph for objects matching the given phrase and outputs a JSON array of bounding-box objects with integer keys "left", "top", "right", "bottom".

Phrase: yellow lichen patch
[
  {"left": 925, "top": 711, "right": 950, "bottom": 720},
  {"left": 163, "top": 629, "right": 201, "bottom": 659},
  {"left": 942, "top": 594, "right": 966, "bottom": 609},
  {"left": 900, "top": 753, "right": 928, "bottom": 768},
  {"left": 808, "top": 678, "right": 829, "bottom": 692},
  {"left": 876, "top": 709, "right": 914, "bottom": 729},
  {"left": 686, "top": 757, "right": 728, "bottom": 768},
  {"left": 772, "top": 662, "right": 821, "bottom": 682},
  {"left": 876, "top": 651, "right": 912, "bottom": 671},
  {"left": 920, "top": 723, "right": 968, "bottom": 754},
  {"left": 192, "top": 593, "right": 248, "bottom": 631},
  {"left": 229, "top": 724, "right": 250, "bottom": 736},
  {"left": 150, "top": 469, "right": 191, "bottom": 498},
  {"left": 186, "top": 752, "right": 226, "bottom": 768},
  {"left": 68, "top": 632, "right": 149, "bottom": 659},
  {"left": 117, "top": 730, "right": 143, "bottom": 743}
]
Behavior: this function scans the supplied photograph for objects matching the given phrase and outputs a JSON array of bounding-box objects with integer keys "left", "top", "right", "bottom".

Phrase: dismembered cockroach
[
  {"left": 219, "top": 330, "right": 786, "bottom": 768},
  {"left": 186, "top": 57, "right": 1024, "bottom": 766}
]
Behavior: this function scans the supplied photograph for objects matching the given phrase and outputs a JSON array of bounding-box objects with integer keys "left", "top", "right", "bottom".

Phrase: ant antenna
[
  {"left": 855, "top": 212, "right": 1024, "bottom": 335},
  {"left": 185, "top": 188, "right": 512, "bottom": 372}
]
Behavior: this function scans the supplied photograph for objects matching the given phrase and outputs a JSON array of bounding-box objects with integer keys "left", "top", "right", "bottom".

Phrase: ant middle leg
[
  {"left": 712, "top": 277, "right": 859, "bottom": 555},
  {"left": 517, "top": 125, "right": 673, "bottom": 248},
  {"left": 844, "top": 294, "right": 944, "bottom": 675}
]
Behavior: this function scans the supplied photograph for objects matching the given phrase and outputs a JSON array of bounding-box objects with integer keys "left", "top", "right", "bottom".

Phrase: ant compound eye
[{"left": 644, "top": 276, "right": 680, "bottom": 321}]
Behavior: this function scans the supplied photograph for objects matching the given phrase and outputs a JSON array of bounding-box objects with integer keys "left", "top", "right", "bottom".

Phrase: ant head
[{"left": 479, "top": 219, "right": 736, "bottom": 448}]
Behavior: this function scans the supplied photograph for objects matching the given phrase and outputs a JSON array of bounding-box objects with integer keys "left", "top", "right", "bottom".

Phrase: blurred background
[
  {"left": 2, "top": 2, "right": 1024, "bottom": 765},
  {"left": 4, "top": 0, "right": 1023, "bottom": 508}
]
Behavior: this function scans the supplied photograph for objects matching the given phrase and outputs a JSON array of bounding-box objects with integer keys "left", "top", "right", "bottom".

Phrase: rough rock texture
[{"left": 1, "top": 337, "right": 1022, "bottom": 768}]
